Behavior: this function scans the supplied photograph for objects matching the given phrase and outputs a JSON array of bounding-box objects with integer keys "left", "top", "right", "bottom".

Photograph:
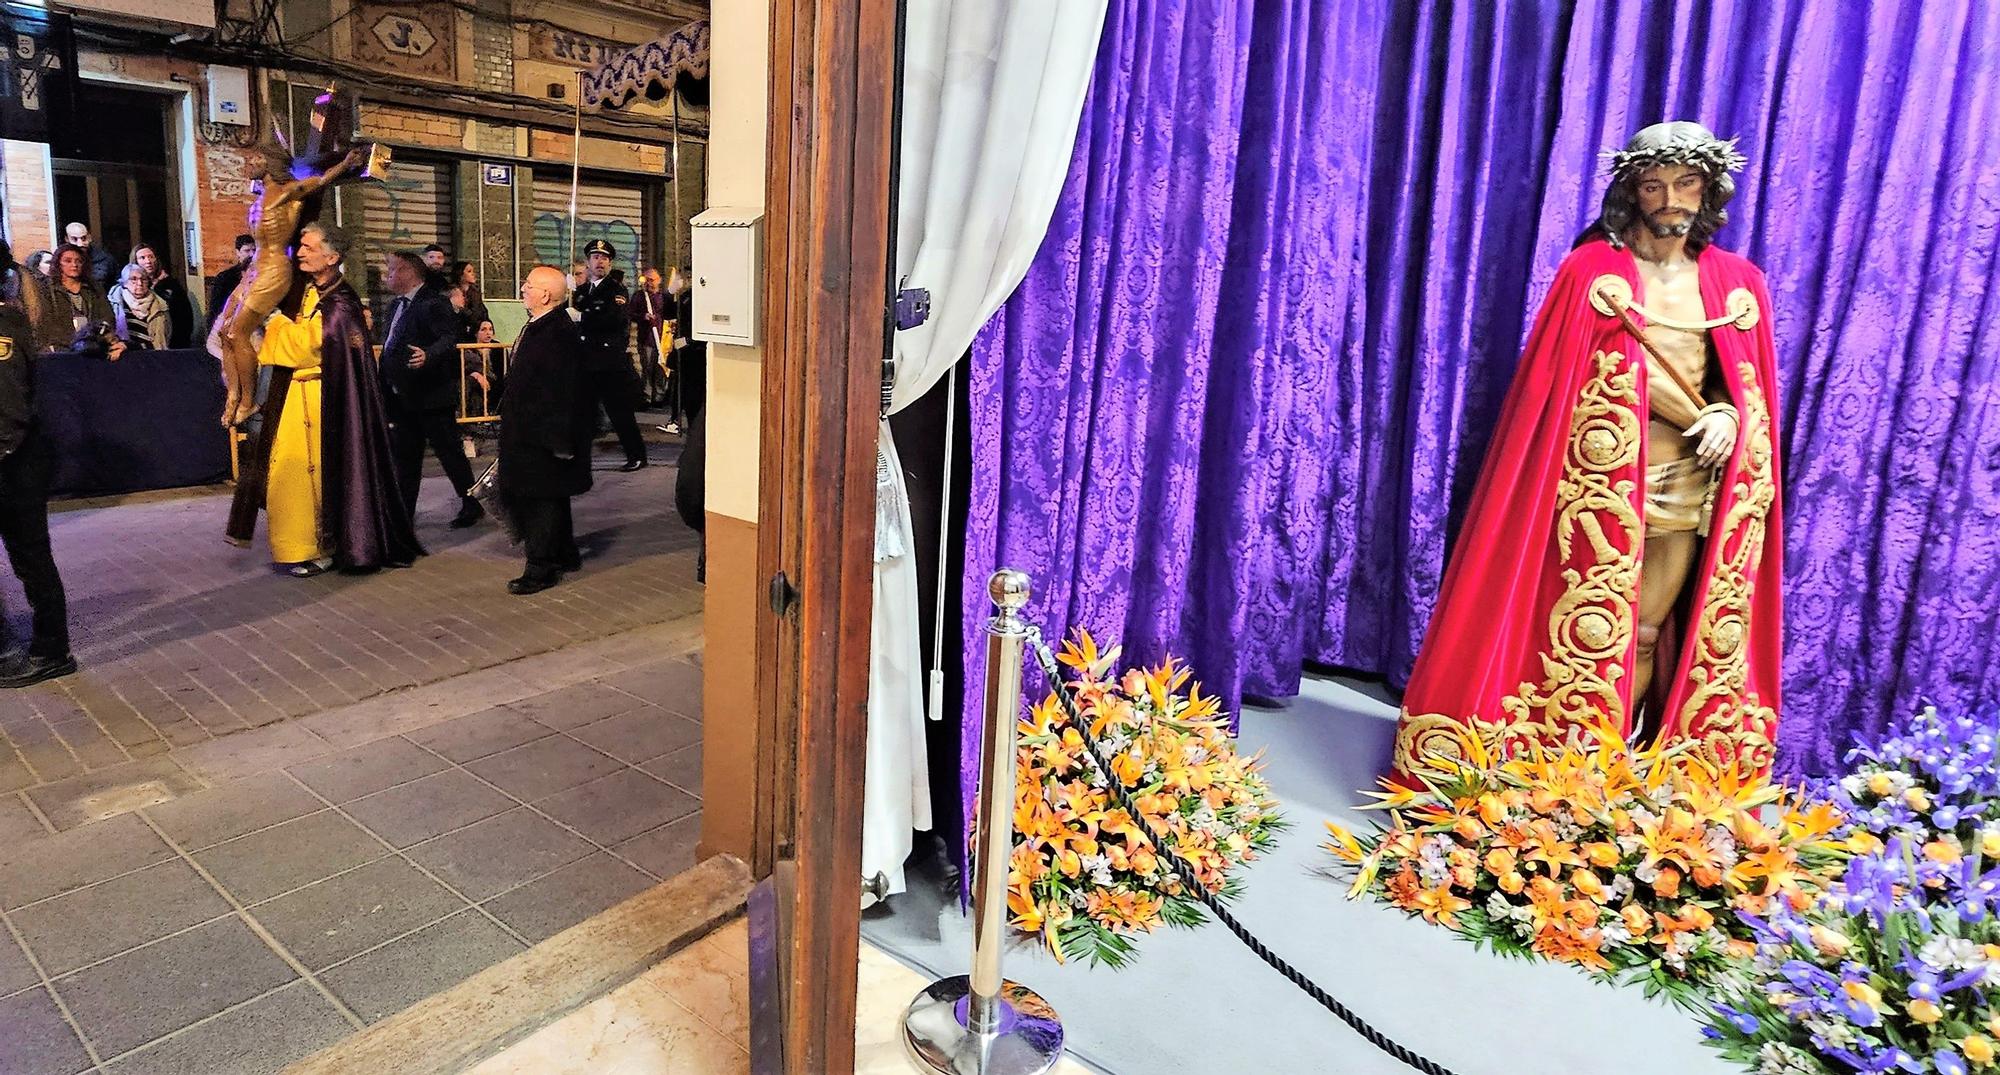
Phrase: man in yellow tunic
[{"left": 229, "top": 223, "right": 422, "bottom": 574}]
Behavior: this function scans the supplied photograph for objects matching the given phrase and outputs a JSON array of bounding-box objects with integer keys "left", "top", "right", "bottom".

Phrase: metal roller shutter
[
  {"left": 364, "top": 159, "right": 454, "bottom": 260},
  {"left": 361, "top": 158, "right": 453, "bottom": 304},
  {"left": 532, "top": 175, "right": 650, "bottom": 283}
]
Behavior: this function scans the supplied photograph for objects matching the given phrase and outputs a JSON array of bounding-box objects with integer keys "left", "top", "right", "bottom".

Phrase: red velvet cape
[{"left": 1392, "top": 238, "right": 1783, "bottom": 780}]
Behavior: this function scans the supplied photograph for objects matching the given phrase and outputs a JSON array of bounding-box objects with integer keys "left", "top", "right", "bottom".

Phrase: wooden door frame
[{"left": 753, "top": 0, "right": 898, "bottom": 1071}]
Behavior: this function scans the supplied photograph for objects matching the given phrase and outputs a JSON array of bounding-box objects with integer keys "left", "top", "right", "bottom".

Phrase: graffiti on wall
[
  {"left": 203, "top": 145, "right": 253, "bottom": 201},
  {"left": 533, "top": 212, "right": 642, "bottom": 280}
]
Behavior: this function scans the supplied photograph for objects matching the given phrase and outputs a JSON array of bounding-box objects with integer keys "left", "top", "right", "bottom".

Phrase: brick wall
[
  {"left": 470, "top": 0, "right": 515, "bottom": 96},
  {"left": 529, "top": 129, "right": 667, "bottom": 174},
  {"left": 358, "top": 104, "right": 470, "bottom": 152}
]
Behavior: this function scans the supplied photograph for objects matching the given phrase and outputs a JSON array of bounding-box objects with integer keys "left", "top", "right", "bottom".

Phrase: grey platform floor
[{"left": 862, "top": 675, "right": 1739, "bottom": 1075}]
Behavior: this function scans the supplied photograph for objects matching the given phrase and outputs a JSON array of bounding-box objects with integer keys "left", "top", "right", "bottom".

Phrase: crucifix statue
[{"left": 211, "top": 84, "right": 390, "bottom": 426}]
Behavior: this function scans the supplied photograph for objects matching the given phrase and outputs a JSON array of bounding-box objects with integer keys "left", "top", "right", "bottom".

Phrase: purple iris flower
[{"left": 1713, "top": 1004, "right": 1759, "bottom": 1034}]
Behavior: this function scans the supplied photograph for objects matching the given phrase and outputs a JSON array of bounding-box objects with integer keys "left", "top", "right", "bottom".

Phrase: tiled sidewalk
[
  {"left": 0, "top": 638, "right": 705, "bottom": 1075},
  {"left": 0, "top": 454, "right": 702, "bottom": 795}
]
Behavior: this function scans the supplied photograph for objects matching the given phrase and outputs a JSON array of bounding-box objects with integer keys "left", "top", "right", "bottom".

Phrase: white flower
[
  {"left": 1607, "top": 875, "right": 1635, "bottom": 902},
  {"left": 1919, "top": 936, "right": 1981, "bottom": 970},
  {"left": 1634, "top": 861, "right": 1661, "bottom": 884},
  {"left": 1598, "top": 920, "right": 1633, "bottom": 946},
  {"left": 1759, "top": 1041, "right": 1825, "bottom": 1074},
  {"left": 1485, "top": 892, "right": 1514, "bottom": 919},
  {"left": 1839, "top": 774, "right": 1867, "bottom": 797}
]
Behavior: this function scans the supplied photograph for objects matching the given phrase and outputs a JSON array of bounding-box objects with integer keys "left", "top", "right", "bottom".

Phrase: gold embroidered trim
[
  {"left": 1498, "top": 348, "right": 1642, "bottom": 736},
  {"left": 1587, "top": 275, "right": 1761, "bottom": 333},
  {"left": 1676, "top": 361, "right": 1778, "bottom": 773},
  {"left": 1394, "top": 348, "right": 1642, "bottom": 776}
]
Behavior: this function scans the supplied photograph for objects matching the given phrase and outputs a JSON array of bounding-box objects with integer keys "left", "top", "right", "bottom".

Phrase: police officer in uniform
[
  {"left": 571, "top": 239, "right": 647, "bottom": 471},
  {"left": 0, "top": 239, "right": 76, "bottom": 686}
]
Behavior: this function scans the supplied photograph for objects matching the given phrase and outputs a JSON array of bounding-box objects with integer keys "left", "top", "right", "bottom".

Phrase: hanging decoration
[{"left": 582, "top": 20, "right": 710, "bottom": 110}]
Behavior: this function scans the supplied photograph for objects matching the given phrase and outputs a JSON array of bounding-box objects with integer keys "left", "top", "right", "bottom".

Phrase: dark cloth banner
[
  {"left": 36, "top": 348, "right": 231, "bottom": 497},
  {"left": 963, "top": 0, "right": 2000, "bottom": 812},
  {"left": 0, "top": 3, "right": 77, "bottom": 148}
]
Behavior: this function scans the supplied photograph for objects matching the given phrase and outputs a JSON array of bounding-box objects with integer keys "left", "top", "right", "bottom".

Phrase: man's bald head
[{"left": 521, "top": 265, "right": 569, "bottom": 317}]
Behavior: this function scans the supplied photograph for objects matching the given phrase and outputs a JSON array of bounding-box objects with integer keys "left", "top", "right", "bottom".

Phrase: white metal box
[
  {"left": 690, "top": 208, "right": 763, "bottom": 347},
  {"left": 206, "top": 66, "right": 251, "bottom": 126}
]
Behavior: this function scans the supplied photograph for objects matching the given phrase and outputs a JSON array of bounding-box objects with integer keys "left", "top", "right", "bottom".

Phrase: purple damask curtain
[{"left": 963, "top": 0, "right": 2000, "bottom": 825}]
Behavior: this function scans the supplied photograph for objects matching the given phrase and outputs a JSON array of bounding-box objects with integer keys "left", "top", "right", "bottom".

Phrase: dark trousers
[
  {"left": 390, "top": 404, "right": 476, "bottom": 521},
  {"left": 638, "top": 342, "right": 667, "bottom": 406},
  {"left": 0, "top": 435, "right": 70, "bottom": 659},
  {"left": 584, "top": 361, "right": 647, "bottom": 464},
  {"left": 508, "top": 494, "right": 578, "bottom": 581}
]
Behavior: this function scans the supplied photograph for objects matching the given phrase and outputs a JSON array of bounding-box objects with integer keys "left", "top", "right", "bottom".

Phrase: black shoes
[
  {"left": 618, "top": 458, "right": 648, "bottom": 472},
  {"left": 451, "top": 496, "right": 486, "bottom": 529},
  {"left": 507, "top": 574, "right": 558, "bottom": 596},
  {"left": 0, "top": 652, "right": 79, "bottom": 688}
]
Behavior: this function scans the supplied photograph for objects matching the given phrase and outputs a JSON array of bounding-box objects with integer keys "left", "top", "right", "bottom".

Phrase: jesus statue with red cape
[{"left": 1392, "top": 121, "right": 1783, "bottom": 784}]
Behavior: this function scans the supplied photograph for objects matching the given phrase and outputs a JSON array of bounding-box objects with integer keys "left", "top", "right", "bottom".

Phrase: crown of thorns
[{"left": 1602, "top": 133, "right": 1747, "bottom": 183}]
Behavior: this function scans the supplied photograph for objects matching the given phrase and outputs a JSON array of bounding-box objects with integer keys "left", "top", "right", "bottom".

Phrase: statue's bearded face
[{"left": 1632, "top": 164, "right": 1707, "bottom": 238}]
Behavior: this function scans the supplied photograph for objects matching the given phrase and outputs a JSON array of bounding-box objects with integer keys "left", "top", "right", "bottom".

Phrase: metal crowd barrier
[
  {"left": 457, "top": 342, "right": 508, "bottom": 426},
  {"left": 901, "top": 569, "right": 1065, "bottom": 1075}
]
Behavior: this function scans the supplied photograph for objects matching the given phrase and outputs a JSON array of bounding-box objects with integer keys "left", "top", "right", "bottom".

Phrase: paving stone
[
  {"left": 174, "top": 722, "right": 330, "bottom": 786},
  {"left": 103, "top": 981, "right": 354, "bottom": 1075},
  {"left": 599, "top": 659, "right": 702, "bottom": 716},
  {"left": 54, "top": 916, "right": 297, "bottom": 1059},
  {"left": 342, "top": 769, "right": 515, "bottom": 849},
  {"left": 480, "top": 852, "right": 655, "bottom": 943},
  {"left": 321, "top": 910, "right": 524, "bottom": 1023},
  {"left": 0, "top": 752, "right": 39, "bottom": 795},
  {"left": 0, "top": 926, "right": 37, "bottom": 996},
  {"left": 405, "top": 708, "right": 553, "bottom": 763},
  {"left": 249, "top": 858, "right": 464, "bottom": 970},
  {"left": 194, "top": 811, "right": 386, "bottom": 904},
  {"left": 535, "top": 768, "right": 699, "bottom": 846},
  {"left": 568, "top": 706, "right": 702, "bottom": 765},
  {"left": 10, "top": 860, "right": 232, "bottom": 976},
  {"left": 0, "top": 792, "right": 49, "bottom": 844},
  {"left": 405, "top": 807, "right": 596, "bottom": 902},
  {"left": 500, "top": 681, "right": 645, "bottom": 729},
  {"left": 641, "top": 743, "right": 704, "bottom": 796},
  {"left": 288, "top": 737, "right": 448, "bottom": 803},
  {"left": 0, "top": 813, "right": 171, "bottom": 910},
  {"left": 463, "top": 736, "right": 624, "bottom": 802},
  {"left": 613, "top": 812, "right": 702, "bottom": 880},
  {"left": 0, "top": 987, "right": 94, "bottom": 1075},
  {"left": 144, "top": 772, "right": 322, "bottom": 851},
  {"left": 24, "top": 756, "right": 205, "bottom": 832}
]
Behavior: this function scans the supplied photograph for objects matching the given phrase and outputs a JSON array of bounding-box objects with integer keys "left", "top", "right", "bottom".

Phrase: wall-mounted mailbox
[{"left": 690, "top": 208, "right": 764, "bottom": 347}]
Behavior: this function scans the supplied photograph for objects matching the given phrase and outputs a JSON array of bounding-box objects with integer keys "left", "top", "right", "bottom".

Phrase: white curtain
[{"left": 863, "top": 0, "right": 1107, "bottom": 895}]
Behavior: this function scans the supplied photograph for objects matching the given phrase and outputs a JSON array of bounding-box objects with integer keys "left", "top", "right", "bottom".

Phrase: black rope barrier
[{"left": 1024, "top": 629, "right": 1466, "bottom": 1075}]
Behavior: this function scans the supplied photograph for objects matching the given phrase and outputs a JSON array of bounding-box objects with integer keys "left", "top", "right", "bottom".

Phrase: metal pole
[
  {"left": 570, "top": 71, "right": 584, "bottom": 266},
  {"left": 902, "top": 570, "right": 1064, "bottom": 1075}
]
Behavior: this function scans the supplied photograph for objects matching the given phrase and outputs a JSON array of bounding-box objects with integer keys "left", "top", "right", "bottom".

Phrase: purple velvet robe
[{"left": 315, "top": 278, "right": 425, "bottom": 570}]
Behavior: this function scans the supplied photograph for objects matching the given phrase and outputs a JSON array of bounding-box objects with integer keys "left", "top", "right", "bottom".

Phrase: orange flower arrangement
[
  {"left": 1324, "top": 718, "right": 1857, "bottom": 1007},
  {"left": 1008, "top": 633, "right": 1283, "bottom": 968}
]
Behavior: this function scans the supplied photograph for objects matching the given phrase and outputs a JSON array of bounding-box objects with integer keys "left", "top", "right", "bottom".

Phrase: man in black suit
[
  {"left": 378, "top": 250, "right": 482, "bottom": 527},
  {"left": 571, "top": 239, "right": 647, "bottom": 470},
  {"left": 207, "top": 234, "right": 256, "bottom": 322},
  {"left": 499, "top": 266, "right": 594, "bottom": 594}
]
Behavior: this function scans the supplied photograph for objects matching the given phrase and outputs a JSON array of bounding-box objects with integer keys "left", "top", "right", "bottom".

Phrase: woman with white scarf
[{"left": 109, "top": 263, "right": 169, "bottom": 350}]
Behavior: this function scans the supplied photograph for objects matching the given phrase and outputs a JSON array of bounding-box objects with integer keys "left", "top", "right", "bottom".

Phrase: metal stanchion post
[{"left": 902, "top": 570, "right": 1064, "bottom": 1075}]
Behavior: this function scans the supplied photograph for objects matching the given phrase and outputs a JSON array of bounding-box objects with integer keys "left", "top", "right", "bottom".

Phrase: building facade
[{"left": 0, "top": 0, "right": 705, "bottom": 320}]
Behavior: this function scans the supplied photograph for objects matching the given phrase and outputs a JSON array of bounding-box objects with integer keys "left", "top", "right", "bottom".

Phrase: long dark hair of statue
[{"left": 1575, "top": 169, "right": 1738, "bottom": 256}]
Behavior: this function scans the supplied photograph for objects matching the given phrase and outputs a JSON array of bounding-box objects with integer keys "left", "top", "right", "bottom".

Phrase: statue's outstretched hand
[{"left": 1686, "top": 405, "right": 1739, "bottom": 468}]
